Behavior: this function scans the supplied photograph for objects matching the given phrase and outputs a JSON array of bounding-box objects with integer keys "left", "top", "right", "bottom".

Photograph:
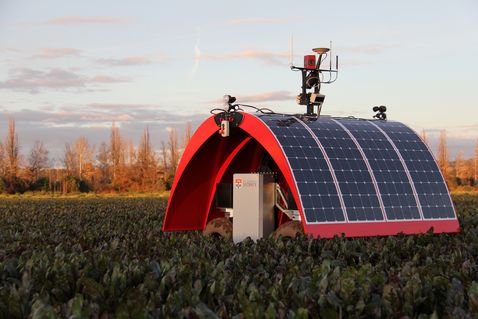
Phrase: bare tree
[
  {"left": 421, "top": 129, "right": 428, "bottom": 146},
  {"left": 437, "top": 130, "right": 448, "bottom": 180},
  {"left": 0, "top": 142, "right": 5, "bottom": 177},
  {"left": 97, "top": 142, "right": 110, "bottom": 185},
  {"left": 138, "top": 128, "right": 150, "bottom": 163},
  {"left": 63, "top": 143, "right": 77, "bottom": 176},
  {"left": 455, "top": 151, "right": 464, "bottom": 182},
  {"left": 126, "top": 139, "right": 136, "bottom": 166},
  {"left": 464, "top": 158, "right": 475, "bottom": 186},
  {"left": 28, "top": 141, "right": 49, "bottom": 181},
  {"left": 137, "top": 127, "right": 158, "bottom": 190},
  {"left": 75, "top": 136, "right": 94, "bottom": 179},
  {"left": 5, "top": 119, "right": 20, "bottom": 181},
  {"left": 475, "top": 139, "right": 478, "bottom": 184},
  {"left": 182, "top": 121, "right": 192, "bottom": 149},
  {"left": 110, "top": 122, "right": 122, "bottom": 182},
  {"left": 160, "top": 141, "right": 168, "bottom": 181},
  {"left": 168, "top": 128, "right": 179, "bottom": 175}
]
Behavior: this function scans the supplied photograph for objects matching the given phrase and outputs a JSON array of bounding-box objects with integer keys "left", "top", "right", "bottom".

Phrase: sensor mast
[{"left": 291, "top": 46, "right": 339, "bottom": 116}]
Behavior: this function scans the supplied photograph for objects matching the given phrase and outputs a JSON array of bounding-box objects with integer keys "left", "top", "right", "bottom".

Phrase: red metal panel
[
  {"left": 167, "top": 116, "right": 218, "bottom": 204},
  {"left": 163, "top": 132, "right": 248, "bottom": 231},
  {"left": 205, "top": 140, "right": 267, "bottom": 225},
  {"left": 306, "top": 220, "right": 460, "bottom": 238},
  {"left": 162, "top": 113, "right": 306, "bottom": 233},
  {"left": 163, "top": 117, "right": 216, "bottom": 231},
  {"left": 162, "top": 116, "right": 249, "bottom": 231},
  {"left": 203, "top": 137, "right": 252, "bottom": 227}
]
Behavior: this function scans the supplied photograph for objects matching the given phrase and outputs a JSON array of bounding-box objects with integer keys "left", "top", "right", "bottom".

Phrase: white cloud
[
  {"left": 200, "top": 49, "right": 288, "bottom": 66},
  {"left": 45, "top": 16, "right": 135, "bottom": 25},
  {"left": 239, "top": 91, "right": 294, "bottom": 103},
  {"left": 33, "top": 48, "right": 82, "bottom": 59},
  {"left": 0, "top": 68, "right": 130, "bottom": 93},
  {"left": 226, "top": 16, "right": 303, "bottom": 25}
]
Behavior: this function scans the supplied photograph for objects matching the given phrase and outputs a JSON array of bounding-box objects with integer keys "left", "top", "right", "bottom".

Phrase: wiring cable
[
  {"left": 210, "top": 101, "right": 321, "bottom": 118},
  {"left": 210, "top": 108, "right": 226, "bottom": 114}
]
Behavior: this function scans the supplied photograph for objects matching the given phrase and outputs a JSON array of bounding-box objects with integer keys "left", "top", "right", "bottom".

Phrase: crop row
[{"left": 0, "top": 195, "right": 478, "bottom": 318}]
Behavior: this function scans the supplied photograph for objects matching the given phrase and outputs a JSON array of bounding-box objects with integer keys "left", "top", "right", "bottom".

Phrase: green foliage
[
  {"left": 62, "top": 176, "right": 91, "bottom": 193},
  {"left": 164, "top": 175, "right": 175, "bottom": 191},
  {"left": 30, "top": 177, "right": 50, "bottom": 192},
  {"left": 0, "top": 195, "right": 477, "bottom": 317},
  {"left": 2, "top": 176, "right": 27, "bottom": 194}
]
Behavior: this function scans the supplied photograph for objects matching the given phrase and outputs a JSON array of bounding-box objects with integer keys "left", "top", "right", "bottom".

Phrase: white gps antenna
[{"left": 289, "top": 34, "right": 294, "bottom": 68}]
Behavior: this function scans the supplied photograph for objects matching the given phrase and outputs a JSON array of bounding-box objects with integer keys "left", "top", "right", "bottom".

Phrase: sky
[{"left": 0, "top": 0, "right": 477, "bottom": 162}]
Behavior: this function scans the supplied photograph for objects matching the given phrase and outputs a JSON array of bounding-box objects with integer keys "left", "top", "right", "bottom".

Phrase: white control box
[{"left": 232, "top": 173, "right": 275, "bottom": 243}]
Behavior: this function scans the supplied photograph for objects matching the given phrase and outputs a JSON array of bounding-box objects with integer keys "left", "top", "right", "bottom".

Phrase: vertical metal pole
[
  {"left": 289, "top": 34, "right": 293, "bottom": 67},
  {"left": 329, "top": 41, "right": 332, "bottom": 70},
  {"left": 317, "top": 54, "right": 323, "bottom": 69},
  {"left": 302, "top": 69, "right": 313, "bottom": 115}
]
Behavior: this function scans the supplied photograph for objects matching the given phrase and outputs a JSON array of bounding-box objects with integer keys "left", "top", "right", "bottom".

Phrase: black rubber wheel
[{"left": 203, "top": 217, "right": 232, "bottom": 239}]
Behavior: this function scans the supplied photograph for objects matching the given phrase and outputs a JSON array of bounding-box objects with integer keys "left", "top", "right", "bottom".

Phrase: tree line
[
  {"left": 433, "top": 130, "right": 478, "bottom": 191},
  {"left": 0, "top": 119, "right": 191, "bottom": 194},
  {"left": 0, "top": 120, "right": 477, "bottom": 194}
]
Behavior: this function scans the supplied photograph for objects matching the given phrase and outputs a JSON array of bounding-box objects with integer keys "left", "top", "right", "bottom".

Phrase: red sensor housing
[{"left": 304, "top": 55, "right": 316, "bottom": 69}]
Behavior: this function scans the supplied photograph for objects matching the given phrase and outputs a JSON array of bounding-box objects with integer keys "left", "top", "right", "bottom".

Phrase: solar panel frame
[
  {"left": 293, "top": 117, "right": 349, "bottom": 223},
  {"left": 366, "top": 121, "right": 425, "bottom": 220},
  {"left": 256, "top": 114, "right": 347, "bottom": 224},
  {"left": 330, "top": 118, "right": 387, "bottom": 221},
  {"left": 337, "top": 119, "right": 423, "bottom": 221},
  {"left": 254, "top": 113, "right": 456, "bottom": 225},
  {"left": 373, "top": 121, "right": 457, "bottom": 220},
  {"left": 301, "top": 117, "right": 385, "bottom": 222}
]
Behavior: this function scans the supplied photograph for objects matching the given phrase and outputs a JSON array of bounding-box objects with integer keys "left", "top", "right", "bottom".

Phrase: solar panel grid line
[
  {"left": 253, "top": 114, "right": 308, "bottom": 223},
  {"left": 380, "top": 122, "right": 458, "bottom": 220},
  {"left": 369, "top": 121, "right": 425, "bottom": 220},
  {"left": 336, "top": 120, "right": 421, "bottom": 221},
  {"left": 253, "top": 114, "right": 456, "bottom": 226},
  {"left": 293, "top": 116, "right": 349, "bottom": 222},
  {"left": 258, "top": 114, "right": 346, "bottom": 224},
  {"left": 413, "top": 127, "right": 457, "bottom": 220},
  {"left": 305, "top": 119, "right": 385, "bottom": 222},
  {"left": 326, "top": 217, "right": 434, "bottom": 224},
  {"left": 330, "top": 119, "right": 388, "bottom": 222}
]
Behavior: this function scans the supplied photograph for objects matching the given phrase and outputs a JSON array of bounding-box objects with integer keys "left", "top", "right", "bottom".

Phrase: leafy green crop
[{"left": 0, "top": 195, "right": 478, "bottom": 318}]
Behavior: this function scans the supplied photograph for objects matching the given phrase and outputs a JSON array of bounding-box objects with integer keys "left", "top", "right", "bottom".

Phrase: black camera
[
  {"left": 373, "top": 105, "right": 386, "bottom": 113},
  {"left": 373, "top": 105, "right": 387, "bottom": 120}
]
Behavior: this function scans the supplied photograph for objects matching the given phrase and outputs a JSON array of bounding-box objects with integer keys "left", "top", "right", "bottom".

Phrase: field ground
[{"left": 1, "top": 195, "right": 478, "bottom": 318}]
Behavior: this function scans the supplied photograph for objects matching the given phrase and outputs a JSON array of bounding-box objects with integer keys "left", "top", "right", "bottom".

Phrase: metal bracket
[
  {"left": 275, "top": 184, "right": 301, "bottom": 221},
  {"left": 224, "top": 208, "right": 233, "bottom": 218}
]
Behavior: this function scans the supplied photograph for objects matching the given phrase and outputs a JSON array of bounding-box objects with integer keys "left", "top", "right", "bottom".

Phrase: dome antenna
[{"left": 291, "top": 43, "right": 339, "bottom": 116}]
